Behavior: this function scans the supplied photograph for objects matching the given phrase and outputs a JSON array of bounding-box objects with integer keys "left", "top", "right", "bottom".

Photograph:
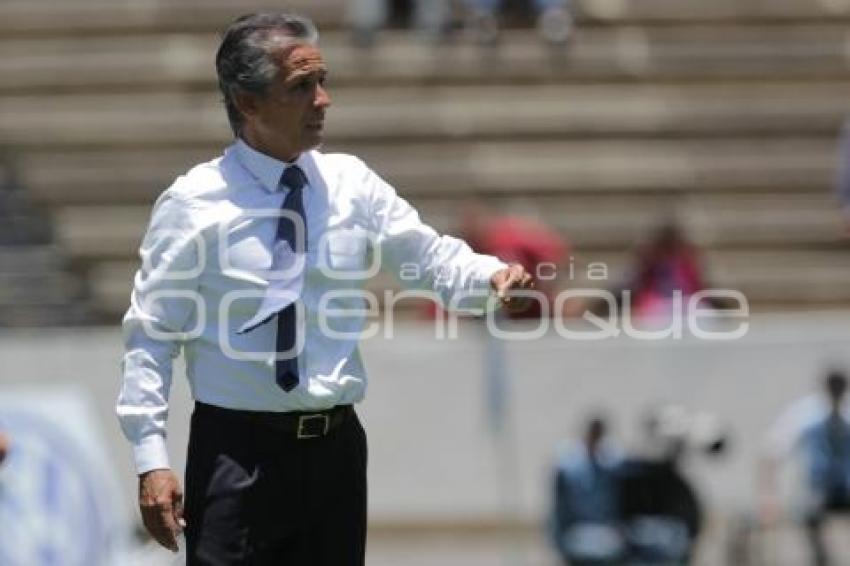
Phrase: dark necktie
[{"left": 275, "top": 165, "right": 308, "bottom": 392}]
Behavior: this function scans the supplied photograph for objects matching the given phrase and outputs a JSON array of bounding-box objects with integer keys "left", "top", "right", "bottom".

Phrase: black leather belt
[{"left": 195, "top": 401, "right": 354, "bottom": 439}]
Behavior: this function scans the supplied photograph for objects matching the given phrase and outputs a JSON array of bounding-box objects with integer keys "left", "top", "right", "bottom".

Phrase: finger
[
  {"left": 495, "top": 275, "right": 510, "bottom": 298},
  {"left": 148, "top": 520, "right": 178, "bottom": 552},
  {"left": 500, "top": 285, "right": 515, "bottom": 304},
  {"left": 156, "top": 501, "right": 180, "bottom": 551},
  {"left": 138, "top": 472, "right": 182, "bottom": 552},
  {"left": 152, "top": 526, "right": 177, "bottom": 551},
  {"left": 173, "top": 491, "right": 187, "bottom": 529},
  {"left": 497, "top": 268, "right": 522, "bottom": 298},
  {"left": 502, "top": 265, "right": 533, "bottom": 304},
  {"left": 142, "top": 509, "right": 178, "bottom": 552}
]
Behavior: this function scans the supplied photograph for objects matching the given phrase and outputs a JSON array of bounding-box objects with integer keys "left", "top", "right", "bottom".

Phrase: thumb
[
  {"left": 498, "top": 267, "right": 521, "bottom": 298},
  {"left": 172, "top": 487, "right": 186, "bottom": 529},
  {"left": 491, "top": 272, "right": 506, "bottom": 298},
  {"left": 496, "top": 281, "right": 506, "bottom": 299}
]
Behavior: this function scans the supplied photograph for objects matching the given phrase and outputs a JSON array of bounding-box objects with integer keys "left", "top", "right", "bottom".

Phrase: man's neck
[{"left": 240, "top": 132, "right": 300, "bottom": 164}]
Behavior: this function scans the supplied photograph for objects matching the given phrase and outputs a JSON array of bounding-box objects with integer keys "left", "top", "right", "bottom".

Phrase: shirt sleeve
[
  {"left": 117, "top": 187, "right": 202, "bottom": 474},
  {"left": 363, "top": 162, "right": 507, "bottom": 312}
]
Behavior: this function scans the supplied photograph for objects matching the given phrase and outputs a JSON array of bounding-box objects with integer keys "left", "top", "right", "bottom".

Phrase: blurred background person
[
  {"left": 464, "top": 0, "right": 574, "bottom": 45},
  {"left": 618, "top": 404, "right": 726, "bottom": 565},
  {"left": 624, "top": 222, "right": 707, "bottom": 321},
  {"left": 604, "top": 220, "right": 717, "bottom": 328},
  {"left": 347, "top": 0, "right": 451, "bottom": 46},
  {"left": 551, "top": 413, "right": 624, "bottom": 566},
  {"left": 761, "top": 369, "right": 850, "bottom": 566}
]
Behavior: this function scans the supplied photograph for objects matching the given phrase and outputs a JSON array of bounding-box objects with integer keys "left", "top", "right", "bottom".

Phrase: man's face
[{"left": 247, "top": 42, "right": 330, "bottom": 160}]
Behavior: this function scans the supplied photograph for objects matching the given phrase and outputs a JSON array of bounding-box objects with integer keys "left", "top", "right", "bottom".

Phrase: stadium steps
[
  {"left": 53, "top": 193, "right": 843, "bottom": 261},
  {"left": 575, "top": 0, "right": 850, "bottom": 24},
  {"left": 4, "top": 4, "right": 850, "bottom": 319},
  {"left": 0, "top": 244, "right": 92, "bottom": 326},
  {"left": 17, "top": 138, "right": 839, "bottom": 207},
  {"left": 417, "top": 194, "right": 846, "bottom": 251},
  {"left": 571, "top": 249, "right": 850, "bottom": 307},
  {"left": 2, "top": 25, "right": 850, "bottom": 95},
  {"left": 0, "top": 0, "right": 847, "bottom": 40},
  {"left": 2, "top": 81, "right": 850, "bottom": 150},
  {"left": 0, "top": 161, "right": 94, "bottom": 325},
  {"left": 346, "top": 138, "right": 836, "bottom": 197},
  {"left": 0, "top": 0, "right": 346, "bottom": 39}
]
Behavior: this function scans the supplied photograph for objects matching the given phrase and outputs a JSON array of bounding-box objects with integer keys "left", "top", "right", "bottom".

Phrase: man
[
  {"left": 617, "top": 406, "right": 703, "bottom": 564},
  {"left": 761, "top": 370, "right": 850, "bottom": 566},
  {"left": 116, "top": 12, "right": 532, "bottom": 566},
  {"left": 552, "top": 415, "right": 623, "bottom": 565}
]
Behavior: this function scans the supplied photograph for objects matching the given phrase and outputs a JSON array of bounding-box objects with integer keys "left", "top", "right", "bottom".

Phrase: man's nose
[{"left": 315, "top": 85, "right": 331, "bottom": 109}]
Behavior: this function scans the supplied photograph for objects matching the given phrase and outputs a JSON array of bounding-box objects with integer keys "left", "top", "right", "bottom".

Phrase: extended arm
[{"left": 364, "top": 163, "right": 531, "bottom": 311}]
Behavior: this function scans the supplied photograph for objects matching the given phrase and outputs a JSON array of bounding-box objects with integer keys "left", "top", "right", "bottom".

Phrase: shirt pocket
[
  {"left": 322, "top": 231, "right": 369, "bottom": 276},
  {"left": 224, "top": 234, "right": 273, "bottom": 274}
]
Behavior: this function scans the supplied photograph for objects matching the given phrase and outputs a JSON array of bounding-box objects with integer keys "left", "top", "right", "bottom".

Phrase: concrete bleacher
[
  {"left": 3, "top": 0, "right": 848, "bottom": 39},
  {"left": 0, "top": 158, "right": 91, "bottom": 325},
  {"left": 1, "top": 0, "right": 849, "bottom": 322},
  {"left": 3, "top": 24, "right": 850, "bottom": 95}
]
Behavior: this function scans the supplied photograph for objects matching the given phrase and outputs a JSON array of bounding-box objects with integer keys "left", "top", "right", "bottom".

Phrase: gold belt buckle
[{"left": 297, "top": 414, "right": 330, "bottom": 439}]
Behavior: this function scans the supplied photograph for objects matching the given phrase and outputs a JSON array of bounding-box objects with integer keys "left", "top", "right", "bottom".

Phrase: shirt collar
[{"left": 233, "top": 138, "right": 319, "bottom": 193}]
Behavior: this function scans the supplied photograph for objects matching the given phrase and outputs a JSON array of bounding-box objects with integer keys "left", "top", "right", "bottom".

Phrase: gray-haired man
[{"left": 117, "top": 12, "right": 532, "bottom": 565}]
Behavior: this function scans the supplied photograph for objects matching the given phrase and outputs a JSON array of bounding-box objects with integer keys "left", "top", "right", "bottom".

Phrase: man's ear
[{"left": 233, "top": 90, "right": 260, "bottom": 122}]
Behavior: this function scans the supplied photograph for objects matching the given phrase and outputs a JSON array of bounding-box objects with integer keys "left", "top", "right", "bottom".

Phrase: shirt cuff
[{"left": 133, "top": 434, "right": 170, "bottom": 475}]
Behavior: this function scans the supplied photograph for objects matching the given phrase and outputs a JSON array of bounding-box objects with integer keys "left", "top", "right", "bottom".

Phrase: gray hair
[{"left": 215, "top": 12, "right": 319, "bottom": 136}]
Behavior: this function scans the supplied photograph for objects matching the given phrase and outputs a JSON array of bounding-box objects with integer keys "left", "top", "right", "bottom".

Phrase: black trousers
[{"left": 184, "top": 403, "right": 368, "bottom": 566}]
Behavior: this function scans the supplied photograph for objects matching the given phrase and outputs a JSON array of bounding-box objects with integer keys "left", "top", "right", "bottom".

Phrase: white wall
[{"left": 1, "top": 311, "right": 849, "bottom": 529}]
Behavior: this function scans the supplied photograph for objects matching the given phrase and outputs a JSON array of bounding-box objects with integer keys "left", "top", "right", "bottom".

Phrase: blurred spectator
[
  {"left": 617, "top": 404, "right": 722, "bottom": 564},
  {"left": 441, "top": 200, "right": 569, "bottom": 318},
  {"left": 615, "top": 221, "right": 712, "bottom": 324},
  {"left": 834, "top": 118, "right": 850, "bottom": 235},
  {"left": 464, "top": 0, "right": 574, "bottom": 45},
  {"left": 551, "top": 415, "right": 624, "bottom": 565},
  {"left": 761, "top": 369, "right": 850, "bottom": 566},
  {"left": 550, "top": 405, "right": 724, "bottom": 565},
  {"left": 348, "top": 0, "right": 450, "bottom": 46}
]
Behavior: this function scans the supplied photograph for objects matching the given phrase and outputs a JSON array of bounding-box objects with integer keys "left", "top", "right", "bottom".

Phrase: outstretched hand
[
  {"left": 139, "top": 468, "right": 185, "bottom": 552},
  {"left": 490, "top": 263, "right": 534, "bottom": 312}
]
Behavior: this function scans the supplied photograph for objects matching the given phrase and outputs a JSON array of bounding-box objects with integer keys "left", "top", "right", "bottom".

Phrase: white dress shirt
[{"left": 117, "top": 139, "right": 506, "bottom": 474}]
